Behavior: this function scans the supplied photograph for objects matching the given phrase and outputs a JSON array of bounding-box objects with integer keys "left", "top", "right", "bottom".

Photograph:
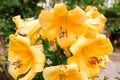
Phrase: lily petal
[
  {"left": 54, "top": 3, "right": 67, "bottom": 16},
  {"left": 69, "top": 36, "right": 91, "bottom": 55},
  {"left": 30, "top": 45, "right": 45, "bottom": 72},
  {"left": 67, "top": 6, "right": 86, "bottom": 25},
  {"left": 85, "top": 6, "right": 100, "bottom": 18},
  {"left": 83, "top": 34, "right": 113, "bottom": 57},
  {"left": 42, "top": 26, "right": 59, "bottom": 41},
  {"left": 43, "top": 63, "right": 88, "bottom": 80},
  {"left": 39, "top": 10, "right": 56, "bottom": 29}
]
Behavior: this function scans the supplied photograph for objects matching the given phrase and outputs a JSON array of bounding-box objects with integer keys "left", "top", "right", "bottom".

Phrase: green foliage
[
  {"left": 32, "top": 72, "right": 44, "bottom": 80},
  {"left": 42, "top": 39, "right": 67, "bottom": 66},
  {"left": 104, "top": 2, "right": 120, "bottom": 30},
  {"left": 112, "top": 24, "right": 120, "bottom": 35},
  {"left": 63, "top": 0, "right": 104, "bottom": 9},
  {"left": 51, "top": 0, "right": 105, "bottom": 10}
]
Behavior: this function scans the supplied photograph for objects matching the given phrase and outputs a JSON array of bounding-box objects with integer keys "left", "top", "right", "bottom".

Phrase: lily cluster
[{"left": 8, "top": 3, "right": 113, "bottom": 80}]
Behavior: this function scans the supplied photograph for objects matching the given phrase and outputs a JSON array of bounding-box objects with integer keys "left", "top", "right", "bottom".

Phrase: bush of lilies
[{"left": 8, "top": 3, "right": 113, "bottom": 80}]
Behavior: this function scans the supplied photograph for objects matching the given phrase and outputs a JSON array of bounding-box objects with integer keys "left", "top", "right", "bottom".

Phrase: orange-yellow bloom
[
  {"left": 39, "top": 3, "right": 87, "bottom": 48},
  {"left": 68, "top": 34, "right": 113, "bottom": 78},
  {"left": 68, "top": 52, "right": 100, "bottom": 78},
  {"left": 85, "top": 6, "right": 107, "bottom": 33},
  {"left": 68, "top": 54, "right": 110, "bottom": 78},
  {"left": 8, "top": 34, "right": 45, "bottom": 80},
  {"left": 43, "top": 63, "right": 88, "bottom": 80},
  {"left": 13, "top": 15, "right": 41, "bottom": 45}
]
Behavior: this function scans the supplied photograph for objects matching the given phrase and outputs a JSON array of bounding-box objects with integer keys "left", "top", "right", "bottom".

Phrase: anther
[
  {"left": 59, "top": 27, "right": 67, "bottom": 38},
  {"left": 88, "top": 56, "right": 101, "bottom": 65},
  {"left": 12, "top": 59, "right": 23, "bottom": 69}
]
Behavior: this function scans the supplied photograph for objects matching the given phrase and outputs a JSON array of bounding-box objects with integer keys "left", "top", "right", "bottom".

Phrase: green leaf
[
  {"left": 35, "top": 34, "right": 42, "bottom": 44},
  {"left": 17, "top": 69, "right": 31, "bottom": 80},
  {"left": 42, "top": 39, "right": 50, "bottom": 49},
  {"left": 43, "top": 40, "right": 67, "bottom": 66},
  {"left": 32, "top": 72, "right": 44, "bottom": 80}
]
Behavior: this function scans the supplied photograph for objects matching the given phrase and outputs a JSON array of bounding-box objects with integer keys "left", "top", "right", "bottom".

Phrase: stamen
[
  {"left": 12, "top": 59, "right": 23, "bottom": 69},
  {"left": 59, "top": 27, "right": 67, "bottom": 38},
  {"left": 88, "top": 56, "right": 101, "bottom": 65}
]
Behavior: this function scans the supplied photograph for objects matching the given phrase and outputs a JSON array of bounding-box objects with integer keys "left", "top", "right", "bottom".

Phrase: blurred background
[{"left": 0, "top": 0, "right": 120, "bottom": 80}]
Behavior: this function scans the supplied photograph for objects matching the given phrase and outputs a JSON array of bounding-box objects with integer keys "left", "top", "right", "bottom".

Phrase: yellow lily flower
[
  {"left": 85, "top": 6, "right": 107, "bottom": 33},
  {"left": 8, "top": 34, "right": 45, "bottom": 80},
  {"left": 13, "top": 15, "right": 41, "bottom": 45},
  {"left": 43, "top": 63, "right": 88, "bottom": 80},
  {"left": 39, "top": 3, "right": 87, "bottom": 48},
  {"left": 68, "top": 34, "right": 113, "bottom": 78},
  {"left": 67, "top": 53, "right": 100, "bottom": 78}
]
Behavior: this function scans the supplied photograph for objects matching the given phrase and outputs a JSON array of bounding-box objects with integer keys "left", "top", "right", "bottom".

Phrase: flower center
[
  {"left": 12, "top": 59, "right": 23, "bottom": 69},
  {"left": 59, "top": 27, "right": 67, "bottom": 38},
  {"left": 88, "top": 56, "right": 101, "bottom": 65}
]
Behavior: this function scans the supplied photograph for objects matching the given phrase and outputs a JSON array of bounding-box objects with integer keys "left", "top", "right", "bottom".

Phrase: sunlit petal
[
  {"left": 85, "top": 6, "right": 100, "bottom": 18},
  {"left": 67, "top": 6, "right": 86, "bottom": 25},
  {"left": 39, "top": 10, "right": 56, "bottom": 29},
  {"left": 42, "top": 27, "right": 59, "bottom": 41},
  {"left": 83, "top": 34, "right": 113, "bottom": 57},
  {"left": 43, "top": 63, "right": 88, "bottom": 80},
  {"left": 54, "top": 3, "right": 67, "bottom": 16},
  {"left": 30, "top": 45, "right": 45, "bottom": 72},
  {"left": 69, "top": 36, "right": 91, "bottom": 55}
]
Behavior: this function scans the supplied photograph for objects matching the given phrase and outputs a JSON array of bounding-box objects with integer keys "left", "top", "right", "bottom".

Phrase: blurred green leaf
[{"left": 32, "top": 72, "right": 44, "bottom": 80}]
